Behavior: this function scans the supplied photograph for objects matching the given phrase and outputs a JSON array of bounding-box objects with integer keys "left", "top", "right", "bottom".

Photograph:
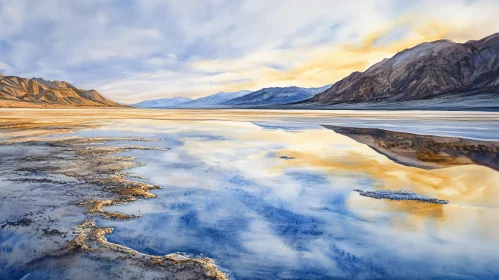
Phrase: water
[{"left": 69, "top": 112, "right": 499, "bottom": 280}]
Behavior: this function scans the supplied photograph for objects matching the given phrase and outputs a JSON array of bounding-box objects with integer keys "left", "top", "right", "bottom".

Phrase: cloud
[
  {"left": 1, "top": 0, "right": 498, "bottom": 102},
  {"left": 181, "top": 0, "right": 499, "bottom": 95},
  {"left": 66, "top": 28, "right": 165, "bottom": 65}
]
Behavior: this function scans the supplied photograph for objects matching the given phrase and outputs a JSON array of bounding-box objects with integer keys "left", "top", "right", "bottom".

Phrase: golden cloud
[{"left": 189, "top": 13, "right": 493, "bottom": 95}]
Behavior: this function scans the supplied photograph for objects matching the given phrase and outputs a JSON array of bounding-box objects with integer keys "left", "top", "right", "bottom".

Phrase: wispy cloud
[{"left": 0, "top": 0, "right": 498, "bottom": 102}]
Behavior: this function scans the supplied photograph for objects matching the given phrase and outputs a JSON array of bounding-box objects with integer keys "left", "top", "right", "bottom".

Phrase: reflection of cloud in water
[{"left": 95, "top": 119, "right": 499, "bottom": 279}]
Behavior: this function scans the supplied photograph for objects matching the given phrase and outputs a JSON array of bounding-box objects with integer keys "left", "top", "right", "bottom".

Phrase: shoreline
[{"left": 0, "top": 118, "right": 227, "bottom": 280}]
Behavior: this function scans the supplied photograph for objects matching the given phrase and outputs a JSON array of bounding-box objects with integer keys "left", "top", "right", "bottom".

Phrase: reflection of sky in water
[{"left": 80, "top": 119, "right": 499, "bottom": 280}]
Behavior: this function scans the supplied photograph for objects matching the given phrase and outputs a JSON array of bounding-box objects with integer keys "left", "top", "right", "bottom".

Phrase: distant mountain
[
  {"left": 132, "top": 97, "right": 193, "bottom": 108},
  {"left": 176, "top": 90, "right": 252, "bottom": 108},
  {"left": 305, "top": 33, "right": 499, "bottom": 106},
  {"left": 0, "top": 75, "right": 123, "bottom": 107},
  {"left": 221, "top": 85, "right": 330, "bottom": 107},
  {"left": 305, "top": 84, "right": 333, "bottom": 95}
]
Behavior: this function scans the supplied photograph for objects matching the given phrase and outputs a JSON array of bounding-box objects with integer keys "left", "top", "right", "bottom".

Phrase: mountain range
[
  {"left": 175, "top": 90, "right": 252, "bottom": 108},
  {"left": 134, "top": 33, "right": 499, "bottom": 110},
  {"left": 132, "top": 85, "right": 331, "bottom": 108},
  {"left": 0, "top": 75, "right": 122, "bottom": 107},
  {"left": 132, "top": 86, "right": 330, "bottom": 109},
  {"left": 302, "top": 33, "right": 499, "bottom": 108},
  {"left": 219, "top": 85, "right": 330, "bottom": 107},
  {"left": 2, "top": 33, "right": 499, "bottom": 110},
  {"left": 132, "top": 97, "right": 193, "bottom": 108}
]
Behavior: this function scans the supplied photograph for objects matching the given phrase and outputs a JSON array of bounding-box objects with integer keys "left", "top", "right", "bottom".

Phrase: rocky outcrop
[
  {"left": 0, "top": 75, "right": 123, "bottom": 107},
  {"left": 354, "top": 189, "right": 449, "bottom": 204},
  {"left": 307, "top": 33, "right": 499, "bottom": 104}
]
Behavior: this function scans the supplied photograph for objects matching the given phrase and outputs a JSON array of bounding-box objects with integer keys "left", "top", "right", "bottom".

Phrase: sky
[{"left": 1, "top": 0, "right": 499, "bottom": 103}]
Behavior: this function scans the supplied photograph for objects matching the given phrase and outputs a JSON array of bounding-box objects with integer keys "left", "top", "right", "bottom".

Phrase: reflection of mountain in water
[{"left": 323, "top": 125, "right": 499, "bottom": 171}]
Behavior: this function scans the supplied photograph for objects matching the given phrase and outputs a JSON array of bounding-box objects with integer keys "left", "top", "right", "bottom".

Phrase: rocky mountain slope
[
  {"left": 132, "top": 97, "right": 193, "bottom": 108},
  {"left": 221, "top": 85, "right": 330, "bottom": 107},
  {"left": 175, "top": 90, "right": 252, "bottom": 108},
  {"left": 306, "top": 33, "right": 499, "bottom": 105},
  {"left": 0, "top": 75, "right": 123, "bottom": 107}
]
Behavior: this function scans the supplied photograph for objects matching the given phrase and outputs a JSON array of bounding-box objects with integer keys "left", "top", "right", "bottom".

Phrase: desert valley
[{"left": 1, "top": 2, "right": 499, "bottom": 279}]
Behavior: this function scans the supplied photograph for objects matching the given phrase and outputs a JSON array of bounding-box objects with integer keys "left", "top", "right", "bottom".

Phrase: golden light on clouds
[
  {"left": 190, "top": 13, "right": 491, "bottom": 96},
  {"left": 72, "top": 0, "right": 499, "bottom": 102}
]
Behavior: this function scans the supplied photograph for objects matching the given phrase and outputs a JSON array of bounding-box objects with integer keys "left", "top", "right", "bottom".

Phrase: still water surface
[{"left": 65, "top": 110, "right": 499, "bottom": 279}]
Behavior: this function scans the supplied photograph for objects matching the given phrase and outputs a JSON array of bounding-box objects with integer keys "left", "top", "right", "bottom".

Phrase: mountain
[
  {"left": 132, "top": 97, "right": 193, "bottom": 108},
  {"left": 176, "top": 90, "right": 252, "bottom": 108},
  {"left": 305, "top": 84, "right": 333, "bottom": 95},
  {"left": 0, "top": 75, "right": 123, "bottom": 107},
  {"left": 221, "top": 85, "right": 330, "bottom": 107},
  {"left": 305, "top": 33, "right": 499, "bottom": 105}
]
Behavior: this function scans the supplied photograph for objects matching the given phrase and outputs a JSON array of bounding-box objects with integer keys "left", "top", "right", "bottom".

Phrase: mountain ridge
[
  {"left": 132, "top": 85, "right": 330, "bottom": 108},
  {"left": 304, "top": 33, "right": 499, "bottom": 105},
  {"left": 220, "top": 85, "right": 330, "bottom": 107},
  {"left": 132, "top": 97, "right": 193, "bottom": 108},
  {"left": 0, "top": 75, "right": 123, "bottom": 107},
  {"left": 175, "top": 90, "right": 252, "bottom": 108}
]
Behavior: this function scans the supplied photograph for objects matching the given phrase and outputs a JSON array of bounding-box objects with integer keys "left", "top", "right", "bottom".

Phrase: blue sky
[{"left": 1, "top": 0, "right": 498, "bottom": 103}]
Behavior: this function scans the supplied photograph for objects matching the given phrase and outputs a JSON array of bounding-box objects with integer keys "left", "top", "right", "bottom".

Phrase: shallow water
[{"left": 66, "top": 113, "right": 499, "bottom": 280}]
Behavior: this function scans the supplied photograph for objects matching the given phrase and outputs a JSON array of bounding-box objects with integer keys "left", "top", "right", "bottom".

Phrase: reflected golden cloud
[
  {"left": 275, "top": 148, "right": 499, "bottom": 206},
  {"left": 274, "top": 146, "right": 499, "bottom": 240}
]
